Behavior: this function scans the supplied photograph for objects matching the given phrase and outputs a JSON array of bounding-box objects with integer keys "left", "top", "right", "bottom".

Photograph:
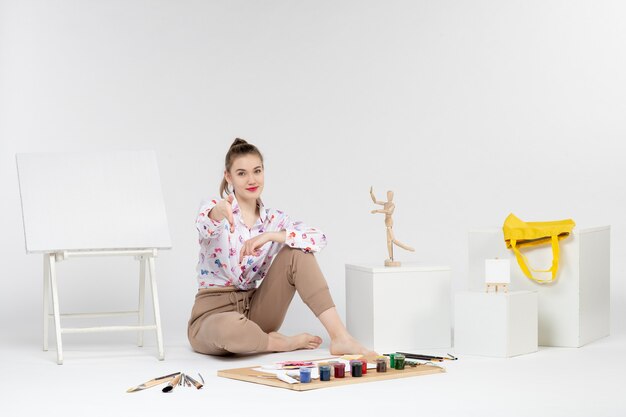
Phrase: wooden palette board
[{"left": 218, "top": 361, "right": 446, "bottom": 391}]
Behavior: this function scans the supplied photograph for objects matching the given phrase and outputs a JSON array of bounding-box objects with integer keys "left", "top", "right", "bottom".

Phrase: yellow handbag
[{"left": 503, "top": 213, "right": 576, "bottom": 284}]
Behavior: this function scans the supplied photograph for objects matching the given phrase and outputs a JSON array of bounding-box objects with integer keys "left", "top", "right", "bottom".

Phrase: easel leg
[
  {"left": 43, "top": 254, "right": 50, "bottom": 352},
  {"left": 137, "top": 257, "right": 146, "bottom": 347},
  {"left": 148, "top": 256, "right": 164, "bottom": 360},
  {"left": 48, "top": 255, "right": 63, "bottom": 365}
]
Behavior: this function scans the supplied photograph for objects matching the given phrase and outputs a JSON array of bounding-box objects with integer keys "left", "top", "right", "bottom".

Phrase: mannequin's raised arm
[{"left": 370, "top": 186, "right": 384, "bottom": 205}]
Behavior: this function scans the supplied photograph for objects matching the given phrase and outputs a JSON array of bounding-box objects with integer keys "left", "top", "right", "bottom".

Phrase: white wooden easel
[
  {"left": 42, "top": 249, "right": 164, "bottom": 364},
  {"left": 17, "top": 151, "right": 172, "bottom": 364},
  {"left": 485, "top": 259, "right": 511, "bottom": 295}
]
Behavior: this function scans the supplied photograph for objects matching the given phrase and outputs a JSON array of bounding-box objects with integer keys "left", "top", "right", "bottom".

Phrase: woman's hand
[
  {"left": 239, "top": 231, "right": 286, "bottom": 263},
  {"left": 239, "top": 233, "right": 269, "bottom": 263},
  {"left": 209, "top": 194, "right": 235, "bottom": 233}
]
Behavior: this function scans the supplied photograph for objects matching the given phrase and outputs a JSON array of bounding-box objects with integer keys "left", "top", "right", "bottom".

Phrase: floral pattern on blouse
[{"left": 195, "top": 196, "right": 327, "bottom": 290}]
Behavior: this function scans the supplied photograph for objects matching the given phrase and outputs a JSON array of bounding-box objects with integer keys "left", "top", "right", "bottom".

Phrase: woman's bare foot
[
  {"left": 330, "top": 335, "right": 377, "bottom": 359},
  {"left": 267, "top": 332, "right": 323, "bottom": 352}
]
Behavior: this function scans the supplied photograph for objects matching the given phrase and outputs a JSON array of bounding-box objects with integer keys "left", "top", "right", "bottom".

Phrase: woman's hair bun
[{"left": 231, "top": 138, "right": 248, "bottom": 147}]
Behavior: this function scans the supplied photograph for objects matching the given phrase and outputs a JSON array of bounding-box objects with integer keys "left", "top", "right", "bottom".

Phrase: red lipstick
[{"left": 246, "top": 186, "right": 259, "bottom": 192}]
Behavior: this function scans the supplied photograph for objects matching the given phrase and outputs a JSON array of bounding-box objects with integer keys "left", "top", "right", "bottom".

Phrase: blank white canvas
[
  {"left": 485, "top": 259, "right": 511, "bottom": 284},
  {"left": 16, "top": 151, "right": 172, "bottom": 253}
]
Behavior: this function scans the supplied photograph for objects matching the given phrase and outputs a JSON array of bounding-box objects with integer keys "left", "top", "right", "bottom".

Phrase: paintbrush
[
  {"left": 162, "top": 373, "right": 183, "bottom": 393},
  {"left": 394, "top": 352, "right": 458, "bottom": 362},
  {"left": 185, "top": 374, "right": 204, "bottom": 389},
  {"left": 248, "top": 372, "right": 299, "bottom": 384},
  {"left": 126, "top": 372, "right": 181, "bottom": 393}
]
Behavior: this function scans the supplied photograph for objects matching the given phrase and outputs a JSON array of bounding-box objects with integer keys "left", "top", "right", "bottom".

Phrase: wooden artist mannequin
[{"left": 370, "top": 187, "right": 415, "bottom": 266}]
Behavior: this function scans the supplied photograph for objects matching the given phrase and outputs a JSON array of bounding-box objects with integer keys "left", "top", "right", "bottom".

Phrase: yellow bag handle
[
  {"left": 509, "top": 235, "right": 560, "bottom": 284},
  {"left": 503, "top": 213, "right": 574, "bottom": 284}
]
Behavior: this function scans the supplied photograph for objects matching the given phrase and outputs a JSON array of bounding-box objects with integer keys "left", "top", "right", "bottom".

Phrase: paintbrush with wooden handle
[
  {"left": 162, "top": 373, "right": 183, "bottom": 393},
  {"left": 126, "top": 372, "right": 180, "bottom": 393},
  {"left": 184, "top": 374, "right": 204, "bottom": 389}
]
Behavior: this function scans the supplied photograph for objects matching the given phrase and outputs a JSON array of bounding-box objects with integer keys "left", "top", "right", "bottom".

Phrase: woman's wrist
[
  {"left": 207, "top": 208, "right": 221, "bottom": 222},
  {"left": 208, "top": 205, "right": 227, "bottom": 222},
  {"left": 269, "top": 231, "right": 286, "bottom": 243}
]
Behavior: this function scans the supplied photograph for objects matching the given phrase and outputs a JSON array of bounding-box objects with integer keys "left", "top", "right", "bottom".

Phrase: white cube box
[
  {"left": 454, "top": 291, "right": 538, "bottom": 358},
  {"left": 345, "top": 263, "right": 451, "bottom": 353},
  {"left": 468, "top": 226, "right": 610, "bottom": 347}
]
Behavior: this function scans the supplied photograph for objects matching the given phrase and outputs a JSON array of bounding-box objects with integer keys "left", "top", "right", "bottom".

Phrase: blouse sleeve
[
  {"left": 277, "top": 214, "right": 327, "bottom": 253},
  {"left": 196, "top": 197, "right": 227, "bottom": 240}
]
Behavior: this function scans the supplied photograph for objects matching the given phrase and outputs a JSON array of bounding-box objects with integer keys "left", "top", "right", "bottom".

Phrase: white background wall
[{"left": 1, "top": 0, "right": 625, "bottom": 349}]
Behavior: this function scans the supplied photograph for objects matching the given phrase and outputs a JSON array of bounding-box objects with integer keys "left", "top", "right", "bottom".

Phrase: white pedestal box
[
  {"left": 345, "top": 264, "right": 451, "bottom": 353},
  {"left": 454, "top": 291, "right": 538, "bottom": 358},
  {"left": 468, "top": 226, "right": 610, "bottom": 347}
]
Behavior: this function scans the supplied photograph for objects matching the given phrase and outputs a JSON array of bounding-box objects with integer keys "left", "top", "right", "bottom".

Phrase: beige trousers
[{"left": 187, "top": 246, "right": 335, "bottom": 355}]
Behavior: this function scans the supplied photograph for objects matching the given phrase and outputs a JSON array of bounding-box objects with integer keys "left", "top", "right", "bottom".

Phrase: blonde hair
[{"left": 219, "top": 138, "right": 264, "bottom": 198}]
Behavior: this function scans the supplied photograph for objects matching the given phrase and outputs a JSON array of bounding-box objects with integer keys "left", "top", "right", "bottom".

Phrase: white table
[
  {"left": 454, "top": 291, "right": 538, "bottom": 358},
  {"left": 468, "top": 227, "right": 610, "bottom": 347},
  {"left": 345, "top": 263, "right": 451, "bottom": 353}
]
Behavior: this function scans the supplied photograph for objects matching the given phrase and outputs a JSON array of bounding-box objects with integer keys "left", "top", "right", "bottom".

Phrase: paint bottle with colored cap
[
  {"left": 333, "top": 362, "right": 346, "bottom": 378},
  {"left": 360, "top": 359, "right": 368, "bottom": 375},
  {"left": 394, "top": 354, "right": 406, "bottom": 370},
  {"left": 299, "top": 367, "right": 312, "bottom": 383},
  {"left": 350, "top": 360, "right": 363, "bottom": 377},
  {"left": 319, "top": 365, "right": 331, "bottom": 381}
]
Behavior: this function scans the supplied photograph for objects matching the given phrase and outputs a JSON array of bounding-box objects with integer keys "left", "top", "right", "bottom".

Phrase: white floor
[{"left": 3, "top": 334, "right": 626, "bottom": 417}]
